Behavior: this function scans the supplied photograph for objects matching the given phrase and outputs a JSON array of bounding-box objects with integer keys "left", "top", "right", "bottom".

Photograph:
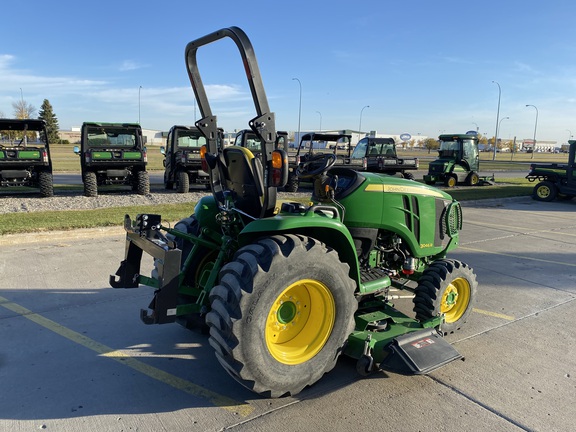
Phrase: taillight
[
  {"left": 41, "top": 149, "right": 48, "bottom": 163},
  {"left": 362, "top": 157, "right": 367, "bottom": 169},
  {"left": 84, "top": 151, "right": 91, "bottom": 164},
  {"left": 180, "top": 152, "right": 187, "bottom": 164},
  {"left": 271, "top": 149, "right": 288, "bottom": 187},
  {"left": 200, "top": 145, "right": 209, "bottom": 172},
  {"left": 143, "top": 149, "right": 147, "bottom": 163}
]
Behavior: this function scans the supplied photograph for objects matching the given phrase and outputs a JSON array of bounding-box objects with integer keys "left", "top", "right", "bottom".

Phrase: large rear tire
[
  {"left": 206, "top": 234, "right": 357, "bottom": 397},
  {"left": 532, "top": 181, "right": 557, "bottom": 202},
  {"left": 413, "top": 259, "right": 477, "bottom": 335}
]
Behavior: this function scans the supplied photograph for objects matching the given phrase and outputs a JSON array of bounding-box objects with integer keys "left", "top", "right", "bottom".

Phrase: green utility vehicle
[
  {"left": 0, "top": 118, "right": 54, "bottom": 197},
  {"left": 347, "top": 136, "right": 419, "bottom": 179},
  {"left": 74, "top": 122, "right": 149, "bottom": 197},
  {"left": 110, "top": 27, "right": 478, "bottom": 398},
  {"left": 161, "top": 125, "right": 209, "bottom": 192},
  {"left": 424, "top": 133, "right": 492, "bottom": 187},
  {"left": 289, "top": 132, "right": 352, "bottom": 192},
  {"left": 526, "top": 140, "right": 576, "bottom": 201}
]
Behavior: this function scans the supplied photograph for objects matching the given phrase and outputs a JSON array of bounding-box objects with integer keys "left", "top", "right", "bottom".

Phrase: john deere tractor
[{"left": 110, "top": 27, "right": 478, "bottom": 398}]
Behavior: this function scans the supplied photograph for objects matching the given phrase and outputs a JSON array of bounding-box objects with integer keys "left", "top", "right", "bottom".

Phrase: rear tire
[
  {"left": 83, "top": 171, "right": 98, "bottom": 197},
  {"left": 532, "top": 181, "right": 557, "bottom": 202},
  {"left": 465, "top": 172, "right": 479, "bottom": 186},
  {"left": 177, "top": 171, "right": 189, "bottom": 193},
  {"left": 39, "top": 171, "right": 54, "bottom": 197},
  {"left": 136, "top": 171, "right": 150, "bottom": 195},
  {"left": 284, "top": 173, "right": 299, "bottom": 192},
  {"left": 402, "top": 172, "right": 415, "bottom": 180},
  {"left": 206, "top": 234, "right": 357, "bottom": 397},
  {"left": 413, "top": 259, "right": 477, "bottom": 335}
]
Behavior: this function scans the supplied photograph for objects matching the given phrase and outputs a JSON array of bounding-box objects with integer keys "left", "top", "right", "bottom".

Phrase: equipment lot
[{"left": 1, "top": 197, "right": 575, "bottom": 432}]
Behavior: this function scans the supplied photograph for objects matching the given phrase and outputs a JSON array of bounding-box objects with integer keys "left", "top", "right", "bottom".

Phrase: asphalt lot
[{"left": 1, "top": 197, "right": 575, "bottom": 432}]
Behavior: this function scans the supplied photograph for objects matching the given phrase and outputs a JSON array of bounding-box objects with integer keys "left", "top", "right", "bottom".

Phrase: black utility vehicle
[
  {"left": 347, "top": 137, "right": 418, "bottom": 179},
  {"left": 74, "top": 122, "right": 149, "bottom": 197},
  {"left": 526, "top": 140, "right": 576, "bottom": 201},
  {"left": 0, "top": 118, "right": 54, "bottom": 197},
  {"left": 161, "top": 125, "right": 209, "bottom": 192}
]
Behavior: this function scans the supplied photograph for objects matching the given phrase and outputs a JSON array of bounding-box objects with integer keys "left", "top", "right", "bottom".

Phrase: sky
[{"left": 2, "top": 0, "right": 576, "bottom": 145}]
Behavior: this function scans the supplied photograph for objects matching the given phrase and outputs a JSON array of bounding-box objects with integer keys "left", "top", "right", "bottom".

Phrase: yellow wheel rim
[
  {"left": 440, "top": 277, "right": 471, "bottom": 323},
  {"left": 447, "top": 177, "right": 456, "bottom": 187},
  {"left": 537, "top": 186, "right": 550, "bottom": 199},
  {"left": 265, "top": 279, "right": 335, "bottom": 365}
]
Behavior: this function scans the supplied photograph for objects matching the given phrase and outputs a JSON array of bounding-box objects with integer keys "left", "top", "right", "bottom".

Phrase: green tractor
[
  {"left": 424, "top": 133, "right": 492, "bottom": 187},
  {"left": 110, "top": 27, "right": 478, "bottom": 398}
]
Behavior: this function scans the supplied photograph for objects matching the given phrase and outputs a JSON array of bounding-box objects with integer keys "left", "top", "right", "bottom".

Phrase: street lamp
[
  {"left": 292, "top": 78, "right": 302, "bottom": 146},
  {"left": 526, "top": 104, "right": 538, "bottom": 159},
  {"left": 138, "top": 86, "right": 142, "bottom": 124},
  {"left": 566, "top": 129, "right": 572, "bottom": 143},
  {"left": 472, "top": 122, "right": 479, "bottom": 132},
  {"left": 316, "top": 111, "right": 322, "bottom": 132},
  {"left": 496, "top": 116, "right": 509, "bottom": 152},
  {"left": 492, "top": 81, "right": 501, "bottom": 161},
  {"left": 359, "top": 105, "right": 369, "bottom": 136}
]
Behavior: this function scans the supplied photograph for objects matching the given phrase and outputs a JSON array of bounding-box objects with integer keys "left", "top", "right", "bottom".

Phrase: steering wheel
[{"left": 296, "top": 153, "right": 337, "bottom": 179}]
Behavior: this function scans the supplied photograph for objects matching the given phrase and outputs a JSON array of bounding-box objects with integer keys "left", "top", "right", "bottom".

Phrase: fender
[{"left": 239, "top": 206, "right": 361, "bottom": 287}]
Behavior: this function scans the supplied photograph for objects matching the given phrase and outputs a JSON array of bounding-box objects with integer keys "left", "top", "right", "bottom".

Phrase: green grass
[{"left": 0, "top": 203, "right": 198, "bottom": 236}]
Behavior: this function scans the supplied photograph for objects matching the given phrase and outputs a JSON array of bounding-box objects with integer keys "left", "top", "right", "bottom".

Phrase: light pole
[
  {"left": 472, "top": 122, "right": 479, "bottom": 132},
  {"left": 526, "top": 104, "right": 538, "bottom": 159},
  {"left": 492, "top": 81, "right": 501, "bottom": 161},
  {"left": 316, "top": 111, "right": 322, "bottom": 132},
  {"left": 138, "top": 86, "right": 142, "bottom": 124},
  {"left": 496, "top": 116, "right": 509, "bottom": 152},
  {"left": 359, "top": 105, "right": 369, "bottom": 136},
  {"left": 566, "top": 129, "right": 572, "bottom": 143},
  {"left": 292, "top": 78, "right": 302, "bottom": 146}
]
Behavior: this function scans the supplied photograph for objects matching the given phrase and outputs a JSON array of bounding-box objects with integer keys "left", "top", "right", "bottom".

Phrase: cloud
[{"left": 118, "top": 60, "right": 148, "bottom": 72}]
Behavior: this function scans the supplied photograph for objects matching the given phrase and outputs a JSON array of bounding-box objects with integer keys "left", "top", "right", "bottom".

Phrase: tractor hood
[{"left": 333, "top": 169, "right": 460, "bottom": 257}]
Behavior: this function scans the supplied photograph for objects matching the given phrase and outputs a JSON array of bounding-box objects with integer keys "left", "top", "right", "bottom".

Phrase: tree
[
  {"left": 38, "top": 99, "right": 60, "bottom": 143},
  {"left": 12, "top": 99, "right": 35, "bottom": 119},
  {"left": 423, "top": 137, "right": 439, "bottom": 153}
]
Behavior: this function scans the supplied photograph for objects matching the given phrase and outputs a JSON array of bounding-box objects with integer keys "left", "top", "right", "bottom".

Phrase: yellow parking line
[
  {"left": 473, "top": 308, "right": 515, "bottom": 321},
  {"left": 461, "top": 246, "right": 576, "bottom": 267},
  {"left": 0, "top": 296, "right": 253, "bottom": 417}
]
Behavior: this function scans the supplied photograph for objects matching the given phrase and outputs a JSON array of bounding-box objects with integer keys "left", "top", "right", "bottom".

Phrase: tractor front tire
[
  {"left": 206, "top": 234, "right": 357, "bottom": 397},
  {"left": 413, "top": 259, "right": 477, "bottom": 335},
  {"left": 532, "top": 181, "right": 557, "bottom": 202},
  {"left": 444, "top": 175, "right": 457, "bottom": 188}
]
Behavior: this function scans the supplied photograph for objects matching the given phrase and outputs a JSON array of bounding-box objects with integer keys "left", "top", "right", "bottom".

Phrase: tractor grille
[{"left": 402, "top": 195, "right": 420, "bottom": 241}]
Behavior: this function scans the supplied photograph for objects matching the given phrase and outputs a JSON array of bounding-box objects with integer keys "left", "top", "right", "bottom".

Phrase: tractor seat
[{"left": 221, "top": 146, "right": 266, "bottom": 218}]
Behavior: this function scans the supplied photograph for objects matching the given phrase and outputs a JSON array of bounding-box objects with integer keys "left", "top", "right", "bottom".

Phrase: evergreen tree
[{"left": 38, "top": 99, "right": 60, "bottom": 143}]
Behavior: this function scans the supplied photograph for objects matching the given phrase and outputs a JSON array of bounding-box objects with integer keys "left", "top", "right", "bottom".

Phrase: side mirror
[
  {"left": 73, "top": 146, "right": 80, "bottom": 155},
  {"left": 160, "top": 146, "right": 166, "bottom": 155}
]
